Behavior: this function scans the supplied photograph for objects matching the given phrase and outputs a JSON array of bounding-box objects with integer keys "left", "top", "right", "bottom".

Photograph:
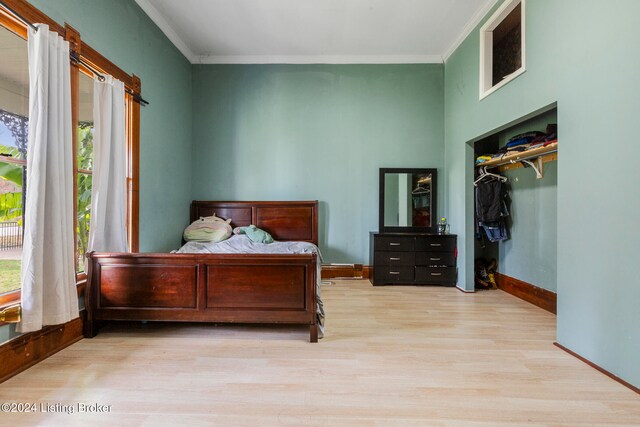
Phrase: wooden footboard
[{"left": 84, "top": 252, "right": 318, "bottom": 342}]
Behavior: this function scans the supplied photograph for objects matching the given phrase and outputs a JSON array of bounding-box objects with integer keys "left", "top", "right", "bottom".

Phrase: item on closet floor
[{"left": 475, "top": 258, "right": 497, "bottom": 290}]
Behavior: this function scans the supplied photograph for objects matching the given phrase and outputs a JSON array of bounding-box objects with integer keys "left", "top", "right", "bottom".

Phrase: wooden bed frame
[{"left": 84, "top": 201, "right": 320, "bottom": 342}]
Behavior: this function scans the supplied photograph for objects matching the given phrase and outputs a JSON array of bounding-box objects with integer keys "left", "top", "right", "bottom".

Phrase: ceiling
[{"left": 135, "top": 0, "right": 498, "bottom": 64}]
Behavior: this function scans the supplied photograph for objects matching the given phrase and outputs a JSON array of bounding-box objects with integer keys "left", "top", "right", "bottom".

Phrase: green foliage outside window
[
  {"left": 0, "top": 146, "right": 24, "bottom": 223},
  {"left": 77, "top": 123, "right": 94, "bottom": 272}
]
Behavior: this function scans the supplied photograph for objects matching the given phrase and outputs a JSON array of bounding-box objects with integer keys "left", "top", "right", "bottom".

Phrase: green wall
[
  {"left": 191, "top": 64, "right": 444, "bottom": 264},
  {"left": 445, "top": 0, "right": 640, "bottom": 386},
  {"left": 497, "top": 110, "right": 557, "bottom": 292},
  {"left": 0, "top": 0, "right": 192, "bottom": 343},
  {"left": 29, "top": 0, "right": 193, "bottom": 253},
  {"left": 499, "top": 162, "right": 557, "bottom": 291}
]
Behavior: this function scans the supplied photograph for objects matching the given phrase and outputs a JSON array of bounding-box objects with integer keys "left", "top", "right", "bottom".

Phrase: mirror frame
[{"left": 379, "top": 167, "right": 438, "bottom": 233}]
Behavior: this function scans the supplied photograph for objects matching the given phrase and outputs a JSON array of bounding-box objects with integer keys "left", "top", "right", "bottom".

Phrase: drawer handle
[
  {"left": 389, "top": 242, "right": 401, "bottom": 246},
  {"left": 389, "top": 257, "right": 401, "bottom": 261},
  {"left": 430, "top": 273, "right": 443, "bottom": 276},
  {"left": 429, "top": 257, "right": 441, "bottom": 261},
  {"left": 429, "top": 243, "right": 442, "bottom": 247},
  {"left": 389, "top": 271, "right": 400, "bottom": 275}
]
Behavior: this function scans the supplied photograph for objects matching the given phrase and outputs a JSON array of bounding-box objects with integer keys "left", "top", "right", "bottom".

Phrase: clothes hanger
[
  {"left": 474, "top": 166, "right": 507, "bottom": 186},
  {"left": 412, "top": 186, "right": 430, "bottom": 195}
]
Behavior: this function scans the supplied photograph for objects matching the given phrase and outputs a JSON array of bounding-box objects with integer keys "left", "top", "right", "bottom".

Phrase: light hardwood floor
[{"left": 1, "top": 280, "right": 638, "bottom": 426}]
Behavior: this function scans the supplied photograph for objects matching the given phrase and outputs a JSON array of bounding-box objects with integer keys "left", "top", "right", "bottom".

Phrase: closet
[{"left": 472, "top": 106, "right": 558, "bottom": 311}]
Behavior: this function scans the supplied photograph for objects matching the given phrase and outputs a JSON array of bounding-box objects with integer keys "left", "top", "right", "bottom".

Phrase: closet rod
[{"left": 0, "top": 0, "right": 149, "bottom": 106}]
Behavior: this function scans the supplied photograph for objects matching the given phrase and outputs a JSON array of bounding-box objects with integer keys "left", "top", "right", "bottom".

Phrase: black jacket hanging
[{"left": 476, "top": 180, "right": 506, "bottom": 223}]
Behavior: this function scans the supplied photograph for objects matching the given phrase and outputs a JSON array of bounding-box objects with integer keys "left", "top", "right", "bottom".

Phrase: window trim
[
  {"left": 0, "top": 0, "right": 141, "bottom": 311},
  {"left": 479, "top": 0, "right": 526, "bottom": 100}
]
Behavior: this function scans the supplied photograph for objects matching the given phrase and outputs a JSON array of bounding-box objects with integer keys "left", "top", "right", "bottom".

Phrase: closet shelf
[{"left": 476, "top": 141, "right": 558, "bottom": 173}]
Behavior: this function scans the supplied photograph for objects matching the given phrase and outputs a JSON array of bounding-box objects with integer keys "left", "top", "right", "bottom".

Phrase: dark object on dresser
[
  {"left": 84, "top": 201, "right": 320, "bottom": 342},
  {"left": 370, "top": 232, "right": 457, "bottom": 286}
]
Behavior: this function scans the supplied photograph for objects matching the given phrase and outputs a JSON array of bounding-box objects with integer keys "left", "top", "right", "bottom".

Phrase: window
[
  {"left": 0, "top": 2, "right": 140, "bottom": 305},
  {"left": 0, "top": 24, "right": 28, "bottom": 296},
  {"left": 479, "top": 0, "right": 526, "bottom": 99},
  {"left": 77, "top": 71, "right": 94, "bottom": 273}
]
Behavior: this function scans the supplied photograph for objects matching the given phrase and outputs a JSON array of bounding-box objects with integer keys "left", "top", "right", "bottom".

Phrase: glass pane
[
  {"left": 76, "top": 173, "right": 92, "bottom": 273},
  {"left": 0, "top": 26, "right": 28, "bottom": 295},
  {"left": 78, "top": 72, "right": 94, "bottom": 170},
  {"left": 383, "top": 172, "right": 432, "bottom": 228},
  {"left": 77, "top": 72, "right": 94, "bottom": 273}
]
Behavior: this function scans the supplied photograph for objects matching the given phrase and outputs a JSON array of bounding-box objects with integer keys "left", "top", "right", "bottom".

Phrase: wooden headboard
[{"left": 190, "top": 201, "right": 318, "bottom": 246}]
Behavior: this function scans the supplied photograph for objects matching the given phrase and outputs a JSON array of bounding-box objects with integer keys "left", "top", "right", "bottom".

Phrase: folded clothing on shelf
[
  {"left": 505, "top": 131, "right": 545, "bottom": 149},
  {"left": 475, "top": 124, "right": 558, "bottom": 164}
]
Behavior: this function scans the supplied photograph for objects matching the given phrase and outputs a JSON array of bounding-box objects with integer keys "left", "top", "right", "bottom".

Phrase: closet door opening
[{"left": 472, "top": 106, "right": 558, "bottom": 315}]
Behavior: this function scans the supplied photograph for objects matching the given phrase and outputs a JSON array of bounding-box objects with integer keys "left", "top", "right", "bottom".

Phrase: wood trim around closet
[{"left": 495, "top": 272, "right": 557, "bottom": 314}]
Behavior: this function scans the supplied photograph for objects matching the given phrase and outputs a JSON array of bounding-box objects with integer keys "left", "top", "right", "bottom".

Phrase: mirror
[{"left": 379, "top": 168, "right": 437, "bottom": 233}]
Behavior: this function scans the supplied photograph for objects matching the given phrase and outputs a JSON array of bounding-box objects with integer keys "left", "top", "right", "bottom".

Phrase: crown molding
[
  {"left": 442, "top": 0, "right": 500, "bottom": 63},
  {"left": 194, "top": 54, "right": 443, "bottom": 65},
  {"left": 136, "top": 0, "right": 496, "bottom": 66},
  {"left": 134, "top": 0, "right": 198, "bottom": 63}
]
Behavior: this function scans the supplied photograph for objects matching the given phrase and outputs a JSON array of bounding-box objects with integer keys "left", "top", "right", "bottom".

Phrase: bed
[{"left": 83, "top": 201, "right": 321, "bottom": 342}]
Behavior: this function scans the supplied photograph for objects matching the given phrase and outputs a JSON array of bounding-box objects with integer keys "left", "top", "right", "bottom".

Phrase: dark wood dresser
[{"left": 370, "top": 232, "right": 457, "bottom": 286}]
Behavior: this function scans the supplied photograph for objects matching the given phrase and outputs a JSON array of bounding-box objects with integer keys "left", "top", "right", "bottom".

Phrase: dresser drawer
[
  {"left": 415, "top": 236, "right": 456, "bottom": 252},
  {"left": 415, "top": 267, "right": 456, "bottom": 284},
  {"left": 375, "top": 236, "right": 414, "bottom": 252},
  {"left": 374, "top": 251, "right": 415, "bottom": 266},
  {"left": 374, "top": 266, "right": 414, "bottom": 283},
  {"left": 415, "top": 252, "right": 456, "bottom": 267}
]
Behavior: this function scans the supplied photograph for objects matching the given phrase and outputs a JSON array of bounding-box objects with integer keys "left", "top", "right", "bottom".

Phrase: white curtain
[
  {"left": 88, "top": 75, "right": 127, "bottom": 253},
  {"left": 19, "top": 25, "right": 78, "bottom": 333}
]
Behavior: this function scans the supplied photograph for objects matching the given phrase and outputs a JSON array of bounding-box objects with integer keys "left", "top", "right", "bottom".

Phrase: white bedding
[
  {"left": 176, "top": 235, "right": 325, "bottom": 337},
  {"left": 177, "top": 234, "right": 320, "bottom": 256}
]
